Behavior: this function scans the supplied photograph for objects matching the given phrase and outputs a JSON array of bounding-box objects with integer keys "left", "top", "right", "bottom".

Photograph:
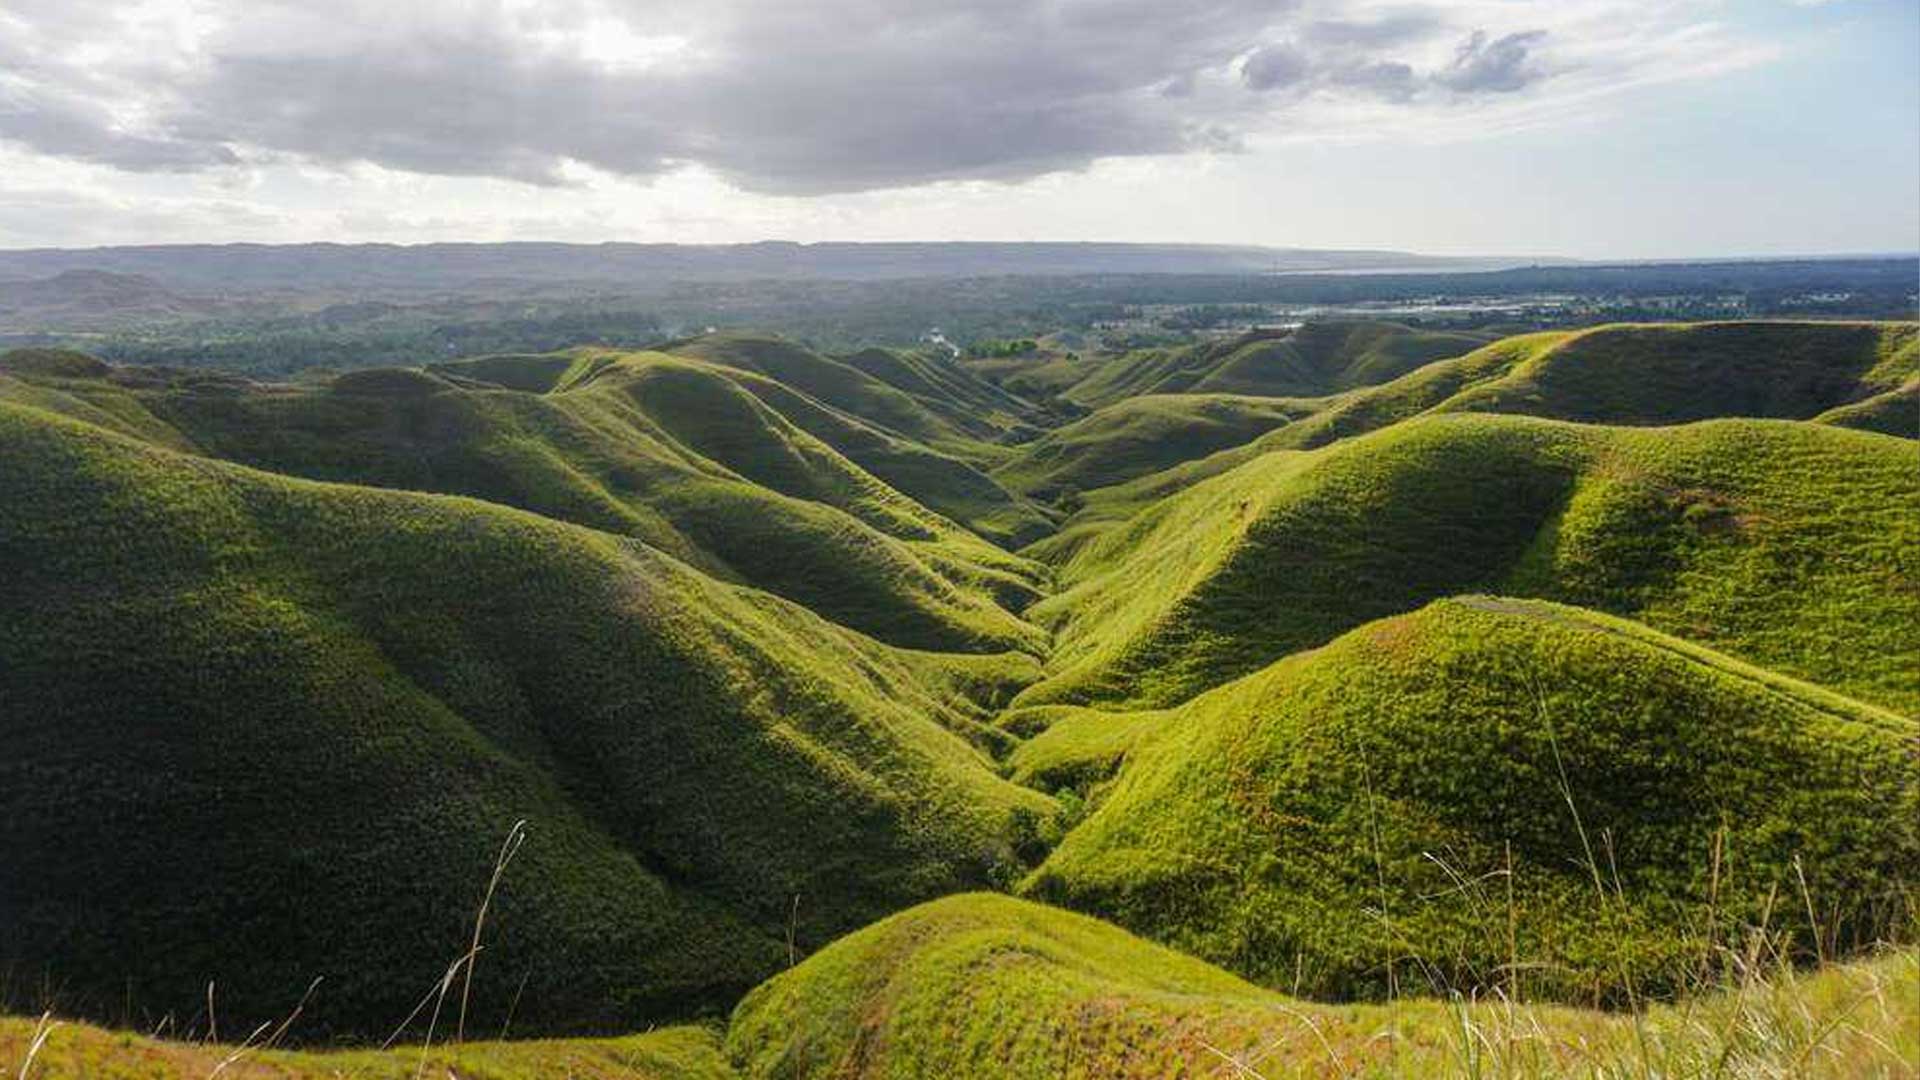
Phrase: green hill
[
  {"left": 665, "top": 333, "right": 1021, "bottom": 458},
  {"left": 1430, "top": 321, "right": 1918, "bottom": 427},
  {"left": 1814, "top": 378, "right": 1918, "bottom": 437},
  {"left": 727, "top": 893, "right": 1918, "bottom": 1079},
  {"left": 0, "top": 1020, "right": 735, "bottom": 1079},
  {"left": 993, "top": 393, "right": 1318, "bottom": 498},
  {"left": 0, "top": 400, "right": 1056, "bottom": 1040},
  {"left": 661, "top": 359, "right": 1055, "bottom": 548},
  {"left": 1022, "top": 414, "right": 1920, "bottom": 711},
  {"left": 0, "top": 351, "right": 1047, "bottom": 652},
  {"left": 1062, "top": 322, "right": 1490, "bottom": 409},
  {"left": 956, "top": 341, "right": 1092, "bottom": 402},
  {"left": 5, "top": 319, "right": 1918, "bottom": 1060},
  {"left": 1061, "top": 321, "right": 1918, "bottom": 524},
  {"left": 14, "top": 931, "right": 1915, "bottom": 1078},
  {"left": 840, "top": 345, "right": 1046, "bottom": 436},
  {"left": 1024, "top": 598, "right": 1918, "bottom": 1002},
  {"left": 655, "top": 335, "right": 1057, "bottom": 544}
]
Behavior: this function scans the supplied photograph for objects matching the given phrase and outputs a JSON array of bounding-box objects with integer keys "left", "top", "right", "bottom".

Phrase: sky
[{"left": 0, "top": 0, "right": 1913, "bottom": 258}]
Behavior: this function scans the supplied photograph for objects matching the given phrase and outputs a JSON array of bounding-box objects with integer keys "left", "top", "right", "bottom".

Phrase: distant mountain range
[{"left": 0, "top": 241, "right": 1564, "bottom": 293}]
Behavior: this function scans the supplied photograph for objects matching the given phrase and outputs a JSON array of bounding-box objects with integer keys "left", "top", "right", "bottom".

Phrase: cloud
[
  {"left": 0, "top": 184, "right": 285, "bottom": 248},
  {"left": 0, "top": 0, "right": 1769, "bottom": 195},
  {"left": 1439, "top": 30, "right": 1551, "bottom": 94},
  {"left": 1243, "top": 44, "right": 1312, "bottom": 91}
]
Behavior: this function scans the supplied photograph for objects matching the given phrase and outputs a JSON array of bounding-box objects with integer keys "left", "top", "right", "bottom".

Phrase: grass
[
  {"left": 1431, "top": 321, "right": 1917, "bottom": 427},
  {"left": 14, "top": 932, "right": 1917, "bottom": 1079},
  {"left": 0, "top": 348, "right": 1047, "bottom": 653},
  {"left": 1061, "top": 323, "right": 1491, "bottom": 409},
  {"left": 994, "top": 394, "right": 1321, "bottom": 499},
  {"left": 0, "top": 399, "right": 1056, "bottom": 1040},
  {"left": 1814, "top": 379, "right": 1918, "bottom": 438},
  {"left": 664, "top": 333, "right": 1036, "bottom": 462},
  {"left": 958, "top": 343, "right": 1094, "bottom": 403},
  {"left": 1021, "top": 413, "right": 1920, "bottom": 713},
  {"left": 1057, "top": 321, "right": 1916, "bottom": 524},
  {"left": 0, "top": 1017, "right": 736, "bottom": 1078},
  {"left": 2, "top": 320, "right": 1916, "bottom": 1065},
  {"left": 727, "top": 893, "right": 1920, "bottom": 1079},
  {"left": 1023, "top": 597, "right": 1917, "bottom": 1003}
]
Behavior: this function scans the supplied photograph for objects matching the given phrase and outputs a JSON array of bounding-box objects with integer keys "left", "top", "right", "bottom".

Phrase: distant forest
[{"left": 1, "top": 255, "right": 1911, "bottom": 373}]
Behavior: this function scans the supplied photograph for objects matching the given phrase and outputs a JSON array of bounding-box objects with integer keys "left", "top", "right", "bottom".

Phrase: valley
[{"left": 1, "top": 319, "right": 1915, "bottom": 1078}]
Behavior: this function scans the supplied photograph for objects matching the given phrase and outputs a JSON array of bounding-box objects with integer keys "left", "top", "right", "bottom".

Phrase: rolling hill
[
  {"left": 1022, "top": 414, "right": 1920, "bottom": 712},
  {"left": 1065, "top": 320, "right": 1918, "bottom": 522},
  {"left": 0, "top": 1020, "right": 737, "bottom": 1080},
  {"left": 1060, "top": 322, "right": 1491, "bottom": 409},
  {"left": 0, "top": 347, "right": 1048, "bottom": 652},
  {"left": 728, "top": 894, "right": 1918, "bottom": 1079},
  {"left": 1023, "top": 598, "right": 1918, "bottom": 1001},
  {"left": 2, "top": 317, "right": 1916, "bottom": 1063},
  {"left": 992, "top": 393, "right": 1318, "bottom": 499},
  {"left": 0, "top": 398, "right": 1056, "bottom": 1040}
]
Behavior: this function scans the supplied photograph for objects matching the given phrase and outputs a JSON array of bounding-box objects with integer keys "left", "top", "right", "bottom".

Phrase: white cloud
[{"left": 0, "top": 0, "right": 1775, "bottom": 194}]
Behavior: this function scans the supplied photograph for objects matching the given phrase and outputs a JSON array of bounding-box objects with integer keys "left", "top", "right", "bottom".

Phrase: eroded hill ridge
[{"left": 0, "top": 319, "right": 1914, "bottom": 1076}]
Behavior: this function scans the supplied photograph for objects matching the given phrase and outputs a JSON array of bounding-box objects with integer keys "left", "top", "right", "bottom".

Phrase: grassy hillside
[
  {"left": 957, "top": 342, "right": 1092, "bottom": 402},
  {"left": 1025, "top": 599, "right": 1918, "bottom": 1003},
  {"left": 0, "top": 350, "right": 1048, "bottom": 651},
  {"left": 1060, "top": 321, "right": 1918, "bottom": 525},
  {"left": 664, "top": 333, "right": 1025, "bottom": 459},
  {"left": 1815, "top": 378, "right": 1918, "bottom": 437},
  {"left": 728, "top": 894, "right": 1919, "bottom": 1079},
  {"left": 671, "top": 360, "right": 1055, "bottom": 548},
  {"left": 0, "top": 400, "right": 1056, "bottom": 1040},
  {"left": 0, "top": 1019, "right": 735, "bottom": 1079},
  {"left": 1431, "top": 320, "right": 1918, "bottom": 427},
  {"left": 840, "top": 346, "right": 1046, "bottom": 437},
  {"left": 5, "top": 319, "right": 1917, "bottom": 1064},
  {"left": 11, "top": 904, "right": 1917, "bottom": 1079},
  {"left": 1062, "top": 322, "right": 1489, "bottom": 408},
  {"left": 1023, "top": 414, "right": 1920, "bottom": 712},
  {"left": 993, "top": 393, "right": 1318, "bottom": 498}
]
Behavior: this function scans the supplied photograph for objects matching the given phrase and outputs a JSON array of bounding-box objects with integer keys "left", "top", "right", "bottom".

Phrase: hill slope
[
  {"left": 1062, "top": 321, "right": 1918, "bottom": 523},
  {"left": 0, "top": 1021, "right": 735, "bottom": 1080},
  {"left": 993, "top": 393, "right": 1318, "bottom": 498},
  {"left": 0, "top": 350, "right": 1047, "bottom": 652},
  {"left": 0, "top": 400, "right": 1055, "bottom": 1040},
  {"left": 1023, "top": 414, "right": 1920, "bottom": 712},
  {"left": 728, "top": 894, "right": 1919, "bottom": 1079},
  {"left": 665, "top": 333, "right": 1019, "bottom": 457},
  {"left": 1062, "top": 322, "right": 1490, "bottom": 409},
  {"left": 1024, "top": 598, "right": 1918, "bottom": 1001}
]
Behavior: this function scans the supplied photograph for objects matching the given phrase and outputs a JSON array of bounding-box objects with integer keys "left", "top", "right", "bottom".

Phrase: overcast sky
[{"left": 0, "top": 0, "right": 1913, "bottom": 257}]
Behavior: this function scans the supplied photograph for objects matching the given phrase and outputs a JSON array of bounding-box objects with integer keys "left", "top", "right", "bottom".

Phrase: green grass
[
  {"left": 0, "top": 349, "right": 1047, "bottom": 652},
  {"left": 4, "top": 321, "right": 1917, "bottom": 1064},
  {"left": 1430, "top": 321, "right": 1918, "bottom": 427},
  {"left": 1059, "top": 321, "right": 1917, "bottom": 524},
  {"left": 839, "top": 346, "right": 1047, "bottom": 441},
  {"left": 10, "top": 904, "right": 1917, "bottom": 1077},
  {"left": 0, "top": 400, "right": 1056, "bottom": 1040},
  {"left": 665, "top": 333, "right": 1025, "bottom": 460},
  {"left": 658, "top": 335, "right": 1059, "bottom": 544},
  {"left": 0, "top": 1016, "right": 735, "bottom": 1078},
  {"left": 728, "top": 893, "right": 1920, "bottom": 1079},
  {"left": 1022, "top": 414, "right": 1920, "bottom": 712},
  {"left": 1814, "top": 378, "right": 1918, "bottom": 437},
  {"left": 1061, "top": 322, "right": 1491, "bottom": 409},
  {"left": 958, "top": 344, "right": 1094, "bottom": 402},
  {"left": 993, "top": 394, "right": 1320, "bottom": 499},
  {"left": 1025, "top": 598, "right": 1917, "bottom": 1003}
]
